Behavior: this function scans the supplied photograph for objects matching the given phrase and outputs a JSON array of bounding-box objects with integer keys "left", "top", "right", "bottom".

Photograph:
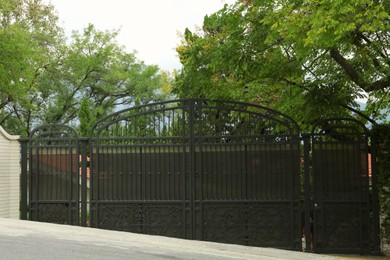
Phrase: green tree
[
  {"left": 0, "top": 0, "right": 63, "bottom": 135},
  {"left": 41, "top": 24, "right": 166, "bottom": 129},
  {"left": 0, "top": 1, "right": 168, "bottom": 136},
  {"left": 78, "top": 98, "right": 95, "bottom": 137},
  {"left": 174, "top": 0, "right": 389, "bottom": 127}
]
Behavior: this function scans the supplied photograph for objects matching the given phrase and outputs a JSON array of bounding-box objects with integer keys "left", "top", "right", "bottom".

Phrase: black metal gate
[
  {"left": 19, "top": 99, "right": 381, "bottom": 254},
  {"left": 88, "top": 99, "right": 302, "bottom": 250}
]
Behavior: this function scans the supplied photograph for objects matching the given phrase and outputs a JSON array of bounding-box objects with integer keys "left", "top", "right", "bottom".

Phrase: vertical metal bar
[
  {"left": 29, "top": 142, "right": 34, "bottom": 221},
  {"left": 46, "top": 146, "right": 50, "bottom": 202},
  {"left": 54, "top": 145, "right": 58, "bottom": 203},
  {"left": 188, "top": 99, "right": 195, "bottom": 239},
  {"left": 302, "top": 134, "right": 312, "bottom": 252},
  {"left": 218, "top": 144, "right": 222, "bottom": 200},
  {"left": 110, "top": 144, "right": 114, "bottom": 201},
  {"left": 35, "top": 144, "right": 40, "bottom": 221},
  {"left": 198, "top": 126, "right": 203, "bottom": 240},
  {"left": 181, "top": 106, "right": 187, "bottom": 239},
  {"left": 105, "top": 145, "right": 109, "bottom": 201},
  {"left": 227, "top": 144, "right": 232, "bottom": 200},
  {"left": 115, "top": 141, "right": 118, "bottom": 201},
  {"left": 89, "top": 143, "right": 94, "bottom": 226},
  {"left": 252, "top": 143, "right": 257, "bottom": 200},
  {"left": 72, "top": 140, "right": 77, "bottom": 224},
  {"left": 234, "top": 144, "right": 238, "bottom": 200},
  {"left": 20, "top": 139, "right": 29, "bottom": 220},
  {"left": 138, "top": 146, "right": 142, "bottom": 200},
  {"left": 156, "top": 144, "right": 160, "bottom": 201},
  {"left": 120, "top": 141, "right": 123, "bottom": 201},
  {"left": 165, "top": 144, "right": 169, "bottom": 201},
  {"left": 124, "top": 141, "right": 128, "bottom": 201},
  {"left": 358, "top": 141, "right": 365, "bottom": 252},
  {"left": 292, "top": 137, "right": 301, "bottom": 250},
  {"left": 72, "top": 139, "right": 77, "bottom": 224},
  {"left": 92, "top": 142, "right": 99, "bottom": 228},
  {"left": 123, "top": 125, "right": 127, "bottom": 200},
  {"left": 80, "top": 138, "right": 88, "bottom": 227},
  {"left": 277, "top": 142, "right": 281, "bottom": 200},
  {"left": 244, "top": 143, "right": 248, "bottom": 201},
  {"left": 117, "top": 141, "right": 120, "bottom": 201},
  {"left": 266, "top": 141, "right": 271, "bottom": 200},
  {"left": 67, "top": 140, "right": 72, "bottom": 224},
  {"left": 260, "top": 142, "right": 265, "bottom": 201},
  {"left": 370, "top": 136, "right": 381, "bottom": 255}
]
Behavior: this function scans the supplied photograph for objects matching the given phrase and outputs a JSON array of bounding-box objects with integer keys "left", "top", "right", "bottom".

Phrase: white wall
[{"left": 0, "top": 126, "right": 20, "bottom": 219}]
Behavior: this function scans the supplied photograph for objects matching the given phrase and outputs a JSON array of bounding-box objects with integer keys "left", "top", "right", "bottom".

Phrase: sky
[{"left": 43, "top": 0, "right": 236, "bottom": 71}]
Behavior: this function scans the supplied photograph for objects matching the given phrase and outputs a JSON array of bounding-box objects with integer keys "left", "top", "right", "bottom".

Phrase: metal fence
[{"left": 20, "top": 99, "right": 381, "bottom": 254}]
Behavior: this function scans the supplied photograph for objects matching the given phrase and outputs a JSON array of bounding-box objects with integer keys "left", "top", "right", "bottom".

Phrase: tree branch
[
  {"left": 330, "top": 48, "right": 390, "bottom": 92},
  {"left": 330, "top": 48, "right": 361, "bottom": 84},
  {"left": 365, "top": 78, "right": 390, "bottom": 92}
]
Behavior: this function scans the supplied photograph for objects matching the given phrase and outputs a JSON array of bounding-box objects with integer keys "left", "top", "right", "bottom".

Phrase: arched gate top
[
  {"left": 311, "top": 117, "right": 369, "bottom": 142},
  {"left": 29, "top": 124, "right": 79, "bottom": 146},
  {"left": 89, "top": 98, "right": 301, "bottom": 139},
  {"left": 30, "top": 124, "right": 79, "bottom": 139}
]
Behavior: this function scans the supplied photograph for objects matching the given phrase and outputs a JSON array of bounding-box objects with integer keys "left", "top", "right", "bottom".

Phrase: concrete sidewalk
[{"left": 0, "top": 218, "right": 376, "bottom": 259}]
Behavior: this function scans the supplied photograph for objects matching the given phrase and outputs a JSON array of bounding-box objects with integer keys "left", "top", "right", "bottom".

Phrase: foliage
[
  {"left": 174, "top": 0, "right": 389, "bottom": 129},
  {"left": 78, "top": 98, "right": 95, "bottom": 137},
  {"left": 0, "top": 0, "right": 63, "bottom": 136},
  {"left": 371, "top": 123, "right": 390, "bottom": 240},
  {"left": 42, "top": 24, "right": 166, "bottom": 129},
  {"left": 0, "top": 0, "right": 168, "bottom": 136}
]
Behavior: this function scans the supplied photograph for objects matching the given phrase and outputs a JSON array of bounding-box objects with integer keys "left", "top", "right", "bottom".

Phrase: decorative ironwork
[
  {"left": 201, "top": 202, "right": 300, "bottom": 249},
  {"left": 316, "top": 203, "right": 369, "bottom": 251},
  {"left": 91, "top": 203, "right": 184, "bottom": 238},
  {"left": 30, "top": 203, "right": 79, "bottom": 225},
  {"left": 19, "top": 100, "right": 380, "bottom": 255}
]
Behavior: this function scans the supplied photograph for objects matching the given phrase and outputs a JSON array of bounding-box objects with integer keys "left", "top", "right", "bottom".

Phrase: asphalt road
[{"left": 0, "top": 218, "right": 342, "bottom": 260}]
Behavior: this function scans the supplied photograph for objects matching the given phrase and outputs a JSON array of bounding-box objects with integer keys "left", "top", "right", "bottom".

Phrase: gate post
[
  {"left": 302, "top": 134, "right": 312, "bottom": 252},
  {"left": 19, "top": 138, "right": 28, "bottom": 220},
  {"left": 371, "top": 136, "right": 382, "bottom": 255},
  {"left": 80, "top": 138, "right": 88, "bottom": 227}
]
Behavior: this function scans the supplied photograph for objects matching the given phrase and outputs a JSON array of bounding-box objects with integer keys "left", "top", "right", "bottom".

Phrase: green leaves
[
  {"left": 43, "top": 24, "right": 166, "bottom": 127},
  {"left": 0, "top": 0, "right": 63, "bottom": 136},
  {"left": 175, "top": 0, "right": 389, "bottom": 128},
  {"left": 0, "top": 0, "right": 169, "bottom": 136}
]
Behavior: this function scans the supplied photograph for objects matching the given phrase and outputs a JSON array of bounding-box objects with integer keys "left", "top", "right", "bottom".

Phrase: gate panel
[
  {"left": 193, "top": 100, "right": 302, "bottom": 250},
  {"left": 28, "top": 125, "right": 80, "bottom": 225},
  {"left": 311, "top": 119, "right": 371, "bottom": 254},
  {"left": 89, "top": 99, "right": 301, "bottom": 249},
  {"left": 89, "top": 100, "right": 191, "bottom": 238}
]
